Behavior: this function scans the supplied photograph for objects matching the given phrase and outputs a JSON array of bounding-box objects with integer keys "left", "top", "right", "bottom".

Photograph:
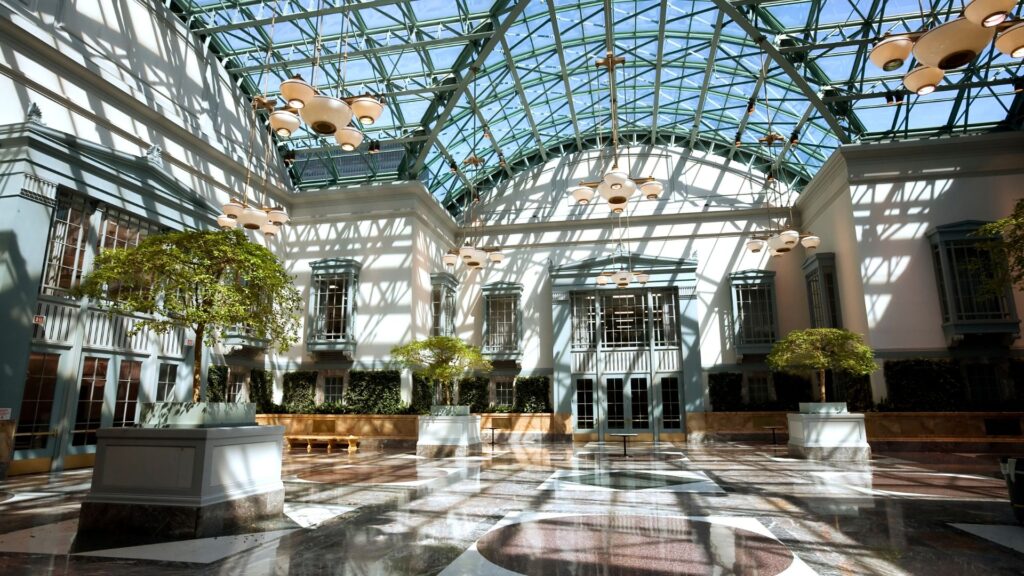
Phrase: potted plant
[
  {"left": 767, "top": 328, "right": 876, "bottom": 460},
  {"left": 391, "top": 336, "right": 491, "bottom": 456},
  {"left": 77, "top": 228, "right": 301, "bottom": 425}
]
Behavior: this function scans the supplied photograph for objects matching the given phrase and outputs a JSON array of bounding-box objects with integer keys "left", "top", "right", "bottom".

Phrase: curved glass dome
[{"left": 172, "top": 0, "right": 1022, "bottom": 209}]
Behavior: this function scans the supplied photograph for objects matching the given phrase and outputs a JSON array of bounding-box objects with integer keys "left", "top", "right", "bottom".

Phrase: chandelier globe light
[
  {"left": 800, "top": 234, "right": 821, "bottom": 250},
  {"left": 746, "top": 239, "right": 766, "bottom": 253},
  {"left": 266, "top": 207, "right": 290, "bottom": 226},
  {"left": 261, "top": 222, "right": 280, "bottom": 237},
  {"left": 222, "top": 199, "right": 244, "bottom": 219},
  {"left": 269, "top": 110, "right": 300, "bottom": 137},
  {"left": 869, "top": 35, "right": 914, "bottom": 71},
  {"left": 280, "top": 76, "right": 314, "bottom": 109},
  {"left": 488, "top": 250, "right": 505, "bottom": 263},
  {"left": 608, "top": 198, "right": 628, "bottom": 214},
  {"left": 237, "top": 205, "right": 269, "bottom": 230},
  {"left": 635, "top": 272, "right": 650, "bottom": 285},
  {"left": 336, "top": 126, "right": 364, "bottom": 151},
  {"left": 443, "top": 251, "right": 459, "bottom": 267},
  {"left": 596, "top": 275, "right": 609, "bottom": 286},
  {"left": 904, "top": 65, "right": 944, "bottom": 95},
  {"left": 603, "top": 166, "right": 630, "bottom": 188},
  {"left": 913, "top": 18, "right": 995, "bottom": 70},
  {"left": 571, "top": 185, "right": 595, "bottom": 205},
  {"left": 965, "top": 0, "right": 1018, "bottom": 28},
  {"left": 349, "top": 95, "right": 385, "bottom": 125},
  {"left": 779, "top": 229, "right": 800, "bottom": 247},
  {"left": 300, "top": 95, "right": 352, "bottom": 135},
  {"left": 996, "top": 22, "right": 1024, "bottom": 56}
]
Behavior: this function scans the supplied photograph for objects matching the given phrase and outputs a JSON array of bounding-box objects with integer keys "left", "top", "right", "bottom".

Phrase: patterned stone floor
[{"left": 0, "top": 440, "right": 1021, "bottom": 575}]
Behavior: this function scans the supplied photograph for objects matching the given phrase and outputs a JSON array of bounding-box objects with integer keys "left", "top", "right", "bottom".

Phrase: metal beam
[
  {"left": 688, "top": 10, "right": 725, "bottom": 149},
  {"left": 408, "top": 0, "right": 531, "bottom": 177},
  {"left": 200, "top": 0, "right": 407, "bottom": 34},
  {"left": 545, "top": 0, "right": 584, "bottom": 149},
  {"left": 649, "top": 0, "right": 669, "bottom": 141},
  {"left": 499, "top": 36, "right": 548, "bottom": 161},
  {"left": 710, "top": 0, "right": 850, "bottom": 144}
]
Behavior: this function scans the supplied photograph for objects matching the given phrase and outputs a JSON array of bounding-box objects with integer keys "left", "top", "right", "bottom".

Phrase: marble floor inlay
[{"left": 1, "top": 441, "right": 1022, "bottom": 575}]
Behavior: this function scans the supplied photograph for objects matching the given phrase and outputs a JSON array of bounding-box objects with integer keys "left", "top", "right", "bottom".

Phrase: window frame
[
  {"left": 482, "top": 282, "right": 522, "bottom": 359},
  {"left": 430, "top": 272, "right": 458, "bottom": 337},
  {"left": 729, "top": 270, "right": 778, "bottom": 356},
  {"left": 308, "top": 259, "right": 361, "bottom": 353},
  {"left": 802, "top": 253, "right": 842, "bottom": 329}
]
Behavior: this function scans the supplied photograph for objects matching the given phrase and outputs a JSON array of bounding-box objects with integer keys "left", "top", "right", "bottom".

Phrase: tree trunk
[
  {"left": 192, "top": 325, "right": 204, "bottom": 402},
  {"left": 818, "top": 368, "right": 827, "bottom": 403}
]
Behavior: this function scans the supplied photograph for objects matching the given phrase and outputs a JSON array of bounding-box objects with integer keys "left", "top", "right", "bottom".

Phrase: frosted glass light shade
[
  {"left": 237, "top": 206, "right": 268, "bottom": 230},
  {"left": 269, "top": 111, "right": 300, "bottom": 138},
  {"left": 349, "top": 95, "right": 385, "bottom": 125},
  {"left": 216, "top": 214, "right": 237, "bottom": 229},
  {"left": 746, "top": 239, "right": 766, "bottom": 253},
  {"left": 635, "top": 272, "right": 650, "bottom": 284},
  {"left": 904, "top": 65, "right": 944, "bottom": 95},
  {"left": 335, "top": 126, "right": 364, "bottom": 151},
  {"left": 611, "top": 269, "right": 632, "bottom": 285},
  {"left": 869, "top": 35, "right": 914, "bottom": 71},
  {"left": 596, "top": 275, "right": 609, "bottom": 286},
  {"left": 266, "top": 207, "right": 289, "bottom": 225},
  {"left": 912, "top": 18, "right": 995, "bottom": 70},
  {"left": 603, "top": 166, "right": 629, "bottom": 187},
  {"left": 460, "top": 243, "right": 475, "bottom": 260},
  {"left": 488, "top": 251, "right": 504, "bottom": 263},
  {"left": 222, "top": 199, "right": 244, "bottom": 219},
  {"left": 779, "top": 229, "right": 800, "bottom": 246},
  {"left": 261, "top": 222, "right": 279, "bottom": 237},
  {"left": 571, "top": 185, "right": 595, "bottom": 205},
  {"left": 800, "top": 235, "right": 821, "bottom": 250},
  {"left": 995, "top": 22, "right": 1024, "bottom": 58},
  {"left": 599, "top": 179, "right": 636, "bottom": 204},
  {"left": 300, "top": 95, "right": 352, "bottom": 135},
  {"left": 964, "top": 0, "right": 1016, "bottom": 27},
  {"left": 280, "top": 77, "right": 314, "bottom": 109},
  {"left": 640, "top": 180, "right": 663, "bottom": 200},
  {"left": 443, "top": 252, "right": 459, "bottom": 266},
  {"left": 608, "top": 199, "right": 628, "bottom": 214}
]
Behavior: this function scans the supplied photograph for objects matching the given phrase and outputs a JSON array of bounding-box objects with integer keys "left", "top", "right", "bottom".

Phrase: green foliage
[
  {"left": 834, "top": 373, "right": 875, "bottom": 413},
  {"left": 487, "top": 404, "right": 514, "bottom": 413},
  {"left": 282, "top": 371, "right": 317, "bottom": 413},
  {"left": 410, "top": 374, "right": 434, "bottom": 415},
  {"left": 343, "top": 370, "right": 405, "bottom": 414},
  {"left": 390, "top": 336, "right": 492, "bottom": 405},
  {"left": 206, "top": 365, "right": 228, "bottom": 403},
  {"left": 976, "top": 198, "right": 1024, "bottom": 292},
  {"left": 512, "top": 376, "right": 551, "bottom": 413},
  {"left": 458, "top": 376, "right": 490, "bottom": 413},
  {"left": 249, "top": 369, "right": 277, "bottom": 413},
  {"left": 708, "top": 372, "right": 743, "bottom": 411},
  {"left": 768, "top": 328, "right": 876, "bottom": 402},
  {"left": 772, "top": 372, "right": 814, "bottom": 410},
  {"left": 882, "top": 359, "right": 964, "bottom": 411},
  {"left": 74, "top": 229, "right": 301, "bottom": 400},
  {"left": 309, "top": 401, "right": 350, "bottom": 415}
]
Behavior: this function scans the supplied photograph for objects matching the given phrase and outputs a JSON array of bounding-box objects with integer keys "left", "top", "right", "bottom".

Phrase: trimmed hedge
[
  {"left": 458, "top": 376, "right": 490, "bottom": 413},
  {"left": 282, "top": 371, "right": 317, "bottom": 413},
  {"left": 771, "top": 372, "right": 814, "bottom": 411},
  {"left": 411, "top": 374, "right": 434, "bottom": 415},
  {"left": 708, "top": 372, "right": 743, "bottom": 411},
  {"left": 206, "top": 365, "right": 228, "bottom": 402},
  {"left": 343, "top": 370, "right": 405, "bottom": 414},
  {"left": 513, "top": 376, "right": 551, "bottom": 413},
  {"left": 249, "top": 369, "right": 280, "bottom": 413},
  {"left": 882, "top": 359, "right": 963, "bottom": 411}
]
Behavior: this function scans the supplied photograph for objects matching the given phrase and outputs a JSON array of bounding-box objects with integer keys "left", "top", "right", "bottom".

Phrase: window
[
  {"left": 630, "top": 377, "right": 649, "bottom": 429},
  {"left": 483, "top": 283, "right": 522, "bottom": 356},
  {"left": 309, "top": 259, "right": 361, "bottom": 351},
  {"left": 493, "top": 376, "right": 514, "bottom": 406},
  {"left": 431, "top": 273, "right": 458, "bottom": 337},
  {"left": 324, "top": 374, "right": 345, "bottom": 403},
  {"left": 156, "top": 363, "right": 177, "bottom": 402},
  {"left": 15, "top": 352, "right": 59, "bottom": 450},
  {"left": 73, "top": 357, "right": 108, "bottom": 446},
  {"left": 100, "top": 208, "right": 158, "bottom": 251},
  {"left": 571, "top": 294, "right": 598, "bottom": 350},
  {"left": 747, "top": 372, "right": 772, "bottom": 404},
  {"left": 112, "top": 360, "right": 142, "bottom": 427},
  {"left": 576, "top": 378, "right": 595, "bottom": 429},
  {"left": 803, "top": 253, "right": 841, "bottom": 328},
  {"left": 650, "top": 291, "right": 678, "bottom": 347},
  {"left": 226, "top": 370, "right": 247, "bottom": 403},
  {"left": 601, "top": 292, "right": 648, "bottom": 348},
  {"left": 928, "top": 222, "right": 1018, "bottom": 344},
  {"left": 730, "top": 271, "right": 777, "bottom": 353},
  {"left": 41, "top": 192, "right": 91, "bottom": 296}
]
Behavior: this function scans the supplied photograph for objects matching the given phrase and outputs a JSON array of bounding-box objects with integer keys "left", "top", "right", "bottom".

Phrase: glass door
[
  {"left": 603, "top": 375, "right": 651, "bottom": 433},
  {"left": 12, "top": 352, "right": 62, "bottom": 473}
]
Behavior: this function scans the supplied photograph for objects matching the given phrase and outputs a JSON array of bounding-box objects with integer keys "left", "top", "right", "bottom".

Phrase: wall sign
[
  {"left": 0, "top": 408, "right": 12, "bottom": 421},
  {"left": 33, "top": 315, "right": 45, "bottom": 326}
]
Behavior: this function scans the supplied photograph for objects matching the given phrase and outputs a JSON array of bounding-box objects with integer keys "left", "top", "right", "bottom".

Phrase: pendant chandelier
[
  {"left": 594, "top": 218, "right": 648, "bottom": 288},
  {"left": 266, "top": 0, "right": 385, "bottom": 148},
  {"left": 567, "top": 51, "right": 664, "bottom": 213},
  {"left": 868, "top": 0, "right": 1023, "bottom": 95},
  {"left": 443, "top": 68, "right": 507, "bottom": 271}
]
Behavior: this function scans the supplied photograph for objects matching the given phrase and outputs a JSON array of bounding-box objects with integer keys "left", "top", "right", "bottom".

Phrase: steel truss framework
[{"left": 170, "top": 0, "right": 1023, "bottom": 211}]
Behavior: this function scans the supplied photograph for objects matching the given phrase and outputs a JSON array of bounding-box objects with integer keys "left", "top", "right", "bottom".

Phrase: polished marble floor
[{"left": 0, "top": 440, "right": 1021, "bottom": 575}]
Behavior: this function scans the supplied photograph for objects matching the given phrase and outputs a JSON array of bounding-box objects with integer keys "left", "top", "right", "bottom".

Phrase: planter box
[
  {"left": 787, "top": 411, "right": 870, "bottom": 461},
  {"left": 416, "top": 415, "right": 481, "bottom": 458},
  {"left": 139, "top": 402, "right": 256, "bottom": 428},
  {"left": 78, "top": 425, "right": 284, "bottom": 541}
]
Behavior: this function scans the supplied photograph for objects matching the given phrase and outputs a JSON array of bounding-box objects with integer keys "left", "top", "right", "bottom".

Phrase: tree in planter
[
  {"left": 75, "top": 229, "right": 301, "bottom": 401},
  {"left": 767, "top": 328, "right": 876, "bottom": 404},
  {"left": 390, "top": 336, "right": 492, "bottom": 406},
  {"left": 976, "top": 198, "right": 1024, "bottom": 292}
]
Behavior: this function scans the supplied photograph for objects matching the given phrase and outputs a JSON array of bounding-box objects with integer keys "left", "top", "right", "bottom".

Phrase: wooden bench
[{"left": 285, "top": 434, "right": 360, "bottom": 454}]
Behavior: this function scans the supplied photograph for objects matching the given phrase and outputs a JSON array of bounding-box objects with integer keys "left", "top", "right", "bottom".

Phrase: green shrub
[
  {"left": 411, "top": 374, "right": 434, "bottom": 414},
  {"left": 458, "top": 376, "right": 490, "bottom": 413},
  {"left": 772, "top": 372, "right": 814, "bottom": 411},
  {"left": 488, "top": 404, "right": 514, "bottom": 413},
  {"left": 833, "top": 372, "right": 875, "bottom": 412},
  {"left": 310, "top": 400, "right": 350, "bottom": 414},
  {"left": 883, "top": 359, "right": 963, "bottom": 411},
  {"left": 206, "top": 365, "right": 228, "bottom": 402},
  {"left": 513, "top": 376, "right": 551, "bottom": 413},
  {"left": 708, "top": 372, "right": 742, "bottom": 411},
  {"left": 344, "top": 370, "right": 405, "bottom": 414},
  {"left": 249, "top": 369, "right": 279, "bottom": 412},
  {"left": 282, "top": 371, "right": 317, "bottom": 413}
]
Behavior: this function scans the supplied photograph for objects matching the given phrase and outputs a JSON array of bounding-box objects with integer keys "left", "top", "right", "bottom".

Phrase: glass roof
[{"left": 170, "top": 0, "right": 1022, "bottom": 210}]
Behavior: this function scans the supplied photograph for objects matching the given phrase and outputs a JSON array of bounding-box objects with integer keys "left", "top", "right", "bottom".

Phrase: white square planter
[
  {"left": 787, "top": 409, "right": 871, "bottom": 461},
  {"left": 417, "top": 413, "right": 482, "bottom": 458}
]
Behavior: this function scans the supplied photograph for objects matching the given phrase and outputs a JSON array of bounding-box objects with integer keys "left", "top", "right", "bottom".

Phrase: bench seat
[{"left": 285, "top": 434, "right": 359, "bottom": 454}]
